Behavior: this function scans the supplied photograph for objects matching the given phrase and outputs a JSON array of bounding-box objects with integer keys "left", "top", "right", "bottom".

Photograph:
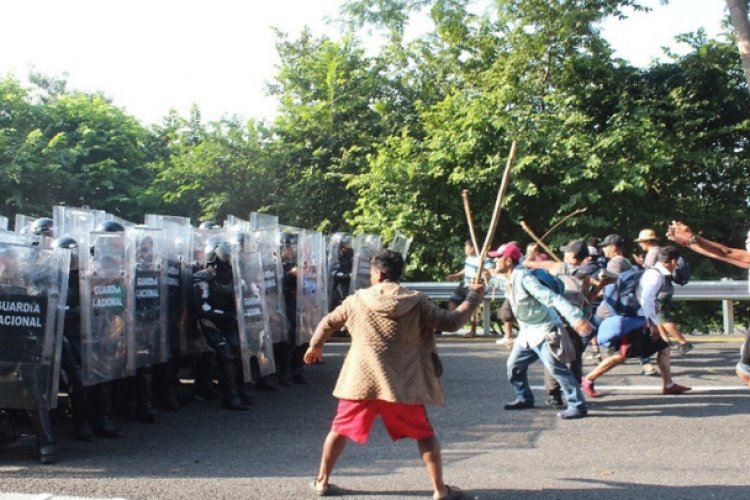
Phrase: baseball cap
[
  {"left": 599, "top": 234, "right": 625, "bottom": 248},
  {"left": 559, "top": 240, "right": 589, "bottom": 260},
  {"left": 488, "top": 242, "right": 522, "bottom": 261}
]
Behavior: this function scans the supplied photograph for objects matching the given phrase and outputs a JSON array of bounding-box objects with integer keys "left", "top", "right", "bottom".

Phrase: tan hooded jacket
[{"left": 310, "top": 282, "right": 481, "bottom": 406}]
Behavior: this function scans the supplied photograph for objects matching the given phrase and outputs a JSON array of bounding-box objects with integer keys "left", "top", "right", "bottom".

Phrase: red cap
[{"left": 488, "top": 243, "right": 522, "bottom": 261}]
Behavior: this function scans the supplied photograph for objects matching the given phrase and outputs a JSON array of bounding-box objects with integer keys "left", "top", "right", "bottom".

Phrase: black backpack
[
  {"left": 604, "top": 268, "right": 646, "bottom": 316},
  {"left": 672, "top": 256, "right": 691, "bottom": 286}
]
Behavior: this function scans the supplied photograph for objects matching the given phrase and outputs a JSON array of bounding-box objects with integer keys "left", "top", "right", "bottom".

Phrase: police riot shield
[
  {"left": 255, "top": 226, "right": 287, "bottom": 345},
  {"left": 0, "top": 243, "right": 69, "bottom": 410},
  {"left": 0, "top": 229, "right": 25, "bottom": 244},
  {"left": 53, "top": 206, "right": 106, "bottom": 245},
  {"left": 0, "top": 215, "right": 8, "bottom": 231},
  {"left": 388, "top": 231, "right": 413, "bottom": 261},
  {"left": 327, "top": 232, "right": 354, "bottom": 312},
  {"left": 231, "top": 242, "right": 275, "bottom": 381},
  {"left": 80, "top": 231, "right": 129, "bottom": 385},
  {"left": 145, "top": 214, "right": 194, "bottom": 358},
  {"left": 350, "top": 233, "right": 382, "bottom": 293},
  {"left": 126, "top": 226, "right": 167, "bottom": 372},
  {"left": 14, "top": 214, "right": 36, "bottom": 235},
  {"left": 249, "top": 212, "right": 279, "bottom": 231},
  {"left": 297, "top": 230, "right": 327, "bottom": 346}
]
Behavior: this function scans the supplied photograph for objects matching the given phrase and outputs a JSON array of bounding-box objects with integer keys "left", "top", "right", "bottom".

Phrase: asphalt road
[{"left": 1, "top": 336, "right": 748, "bottom": 500}]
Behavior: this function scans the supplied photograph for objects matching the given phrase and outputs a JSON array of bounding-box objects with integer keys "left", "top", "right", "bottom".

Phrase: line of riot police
[{"left": 0, "top": 208, "right": 409, "bottom": 465}]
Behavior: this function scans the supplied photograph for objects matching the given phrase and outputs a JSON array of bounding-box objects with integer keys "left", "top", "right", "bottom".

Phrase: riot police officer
[
  {"left": 279, "top": 232, "right": 306, "bottom": 384},
  {"left": 193, "top": 237, "right": 250, "bottom": 410}
]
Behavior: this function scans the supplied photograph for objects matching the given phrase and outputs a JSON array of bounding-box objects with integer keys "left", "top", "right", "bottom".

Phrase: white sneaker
[{"left": 496, "top": 337, "right": 513, "bottom": 345}]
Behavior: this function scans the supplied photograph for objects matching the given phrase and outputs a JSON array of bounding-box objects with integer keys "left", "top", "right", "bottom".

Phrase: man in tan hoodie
[{"left": 304, "top": 249, "right": 484, "bottom": 500}]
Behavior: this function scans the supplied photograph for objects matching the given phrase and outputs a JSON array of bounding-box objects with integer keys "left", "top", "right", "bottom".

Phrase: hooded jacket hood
[{"left": 358, "top": 281, "right": 422, "bottom": 318}]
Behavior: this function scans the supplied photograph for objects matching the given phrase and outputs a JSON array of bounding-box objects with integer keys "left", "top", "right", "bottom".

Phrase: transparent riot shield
[
  {"left": 388, "top": 231, "right": 413, "bottom": 261},
  {"left": 14, "top": 214, "right": 36, "bottom": 235},
  {"left": 231, "top": 245, "right": 275, "bottom": 381},
  {"left": 297, "top": 230, "right": 327, "bottom": 346},
  {"left": 350, "top": 233, "right": 382, "bottom": 293},
  {"left": 80, "top": 231, "right": 129, "bottom": 385},
  {"left": 255, "top": 227, "right": 287, "bottom": 345},
  {"left": 53, "top": 206, "right": 106, "bottom": 244},
  {"left": 249, "top": 212, "right": 279, "bottom": 231},
  {"left": 145, "top": 214, "right": 194, "bottom": 358},
  {"left": 0, "top": 215, "right": 8, "bottom": 231},
  {"left": 0, "top": 243, "right": 69, "bottom": 410},
  {"left": 0, "top": 229, "right": 25, "bottom": 244},
  {"left": 327, "top": 232, "right": 353, "bottom": 312},
  {"left": 126, "top": 226, "right": 167, "bottom": 372}
]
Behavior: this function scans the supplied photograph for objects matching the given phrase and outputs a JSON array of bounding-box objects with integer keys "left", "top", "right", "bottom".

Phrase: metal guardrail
[{"left": 403, "top": 279, "right": 750, "bottom": 335}]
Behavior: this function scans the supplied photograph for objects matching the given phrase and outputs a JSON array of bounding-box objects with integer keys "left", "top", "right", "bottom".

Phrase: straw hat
[{"left": 634, "top": 228, "right": 659, "bottom": 242}]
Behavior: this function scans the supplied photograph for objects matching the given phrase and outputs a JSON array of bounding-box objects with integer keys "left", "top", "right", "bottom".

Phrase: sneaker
[
  {"left": 641, "top": 366, "right": 659, "bottom": 377},
  {"left": 434, "top": 485, "right": 464, "bottom": 500},
  {"left": 503, "top": 398, "right": 534, "bottom": 410},
  {"left": 557, "top": 407, "right": 588, "bottom": 419},
  {"left": 546, "top": 394, "right": 565, "bottom": 408},
  {"left": 581, "top": 378, "right": 601, "bottom": 398},
  {"left": 662, "top": 383, "right": 691, "bottom": 395},
  {"left": 677, "top": 342, "right": 694, "bottom": 355},
  {"left": 495, "top": 337, "right": 513, "bottom": 345},
  {"left": 587, "top": 350, "right": 603, "bottom": 362}
]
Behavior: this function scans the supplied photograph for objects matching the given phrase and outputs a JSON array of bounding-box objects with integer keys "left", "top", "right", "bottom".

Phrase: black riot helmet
[
  {"left": 279, "top": 232, "right": 298, "bottom": 248},
  {"left": 52, "top": 236, "right": 79, "bottom": 271},
  {"left": 31, "top": 217, "right": 55, "bottom": 237},
  {"left": 205, "top": 236, "right": 231, "bottom": 265},
  {"left": 199, "top": 221, "right": 220, "bottom": 230},
  {"left": 96, "top": 220, "right": 125, "bottom": 233}
]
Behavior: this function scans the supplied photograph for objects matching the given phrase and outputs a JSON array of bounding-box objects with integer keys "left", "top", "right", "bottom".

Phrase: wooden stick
[
  {"left": 461, "top": 189, "right": 480, "bottom": 254},
  {"left": 520, "top": 220, "right": 562, "bottom": 263},
  {"left": 473, "top": 141, "right": 518, "bottom": 284},
  {"left": 539, "top": 207, "right": 587, "bottom": 242}
]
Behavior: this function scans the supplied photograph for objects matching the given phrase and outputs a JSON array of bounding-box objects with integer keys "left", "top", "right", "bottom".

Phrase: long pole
[
  {"left": 538, "top": 207, "right": 587, "bottom": 242},
  {"left": 461, "top": 189, "right": 480, "bottom": 254},
  {"left": 473, "top": 140, "right": 518, "bottom": 284},
  {"left": 520, "top": 220, "right": 562, "bottom": 263}
]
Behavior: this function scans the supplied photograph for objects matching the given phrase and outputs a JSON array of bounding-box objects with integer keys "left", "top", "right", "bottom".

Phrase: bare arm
[{"left": 668, "top": 221, "right": 750, "bottom": 269}]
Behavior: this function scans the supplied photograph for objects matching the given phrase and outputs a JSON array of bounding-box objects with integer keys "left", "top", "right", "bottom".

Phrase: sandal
[{"left": 434, "top": 484, "right": 464, "bottom": 500}]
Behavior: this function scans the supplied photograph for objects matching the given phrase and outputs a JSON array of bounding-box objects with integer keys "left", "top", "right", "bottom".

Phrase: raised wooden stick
[
  {"left": 461, "top": 189, "right": 480, "bottom": 254},
  {"left": 473, "top": 140, "right": 518, "bottom": 284},
  {"left": 539, "top": 207, "right": 587, "bottom": 242},
  {"left": 520, "top": 220, "right": 562, "bottom": 263}
]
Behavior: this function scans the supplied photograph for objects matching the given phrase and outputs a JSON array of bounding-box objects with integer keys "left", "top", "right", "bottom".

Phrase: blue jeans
[{"left": 507, "top": 339, "right": 586, "bottom": 410}]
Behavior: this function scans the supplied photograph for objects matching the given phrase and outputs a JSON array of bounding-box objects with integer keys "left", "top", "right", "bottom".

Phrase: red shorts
[{"left": 331, "top": 399, "right": 435, "bottom": 444}]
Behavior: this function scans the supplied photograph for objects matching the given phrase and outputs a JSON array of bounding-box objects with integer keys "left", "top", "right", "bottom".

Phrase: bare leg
[
  {"left": 736, "top": 367, "right": 750, "bottom": 387},
  {"left": 315, "top": 431, "right": 347, "bottom": 489},
  {"left": 656, "top": 347, "right": 673, "bottom": 386},
  {"left": 503, "top": 321, "right": 514, "bottom": 340},
  {"left": 418, "top": 436, "right": 448, "bottom": 499},
  {"left": 662, "top": 322, "right": 688, "bottom": 345},
  {"left": 585, "top": 353, "right": 626, "bottom": 382}
]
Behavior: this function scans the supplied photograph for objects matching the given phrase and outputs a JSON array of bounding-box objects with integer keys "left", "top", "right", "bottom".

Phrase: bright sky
[{"left": 1, "top": 0, "right": 728, "bottom": 126}]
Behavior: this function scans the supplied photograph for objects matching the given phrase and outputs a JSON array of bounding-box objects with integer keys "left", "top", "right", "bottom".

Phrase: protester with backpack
[
  {"left": 522, "top": 239, "right": 594, "bottom": 407},
  {"left": 581, "top": 246, "right": 692, "bottom": 398},
  {"left": 667, "top": 220, "right": 750, "bottom": 387},
  {"left": 494, "top": 242, "right": 593, "bottom": 419}
]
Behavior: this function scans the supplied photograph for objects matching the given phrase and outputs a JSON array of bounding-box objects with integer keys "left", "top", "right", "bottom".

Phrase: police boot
[
  {"left": 220, "top": 362, "right": 249, "bottom": 411},
  {"left": 91, "top": 383, "right": 122, "bottom": 439},
  {"left": 133, "top": 372, "right": 159, "bottom": 424},
  {"left": 69, "top": 386, "right": 95, "bottom": 442},
  {"left": 235, "top": 360, "right": 254, "bottom": 406},
  {"left": 0, "top": 410, "right": 19, "bottom": 448},
  {"left": 159, "top": 361, "right": 181, "bottom": 411},
  {"left": 194, "top": 354, "right": 220, "bottom": 401},
  {"left": 28, "top": 408, "right": 55, "bottom": 465}
]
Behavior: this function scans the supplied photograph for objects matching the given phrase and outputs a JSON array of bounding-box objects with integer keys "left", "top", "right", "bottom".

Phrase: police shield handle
[
  {"left": 474, "top": 140, "right": 518, "bottom": 284},
  {"left": 461, "top": 190, "right": 480, "bottom": 255},
  {"left": 519, "top": 220, "right": 562, "bottom": 263}
]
